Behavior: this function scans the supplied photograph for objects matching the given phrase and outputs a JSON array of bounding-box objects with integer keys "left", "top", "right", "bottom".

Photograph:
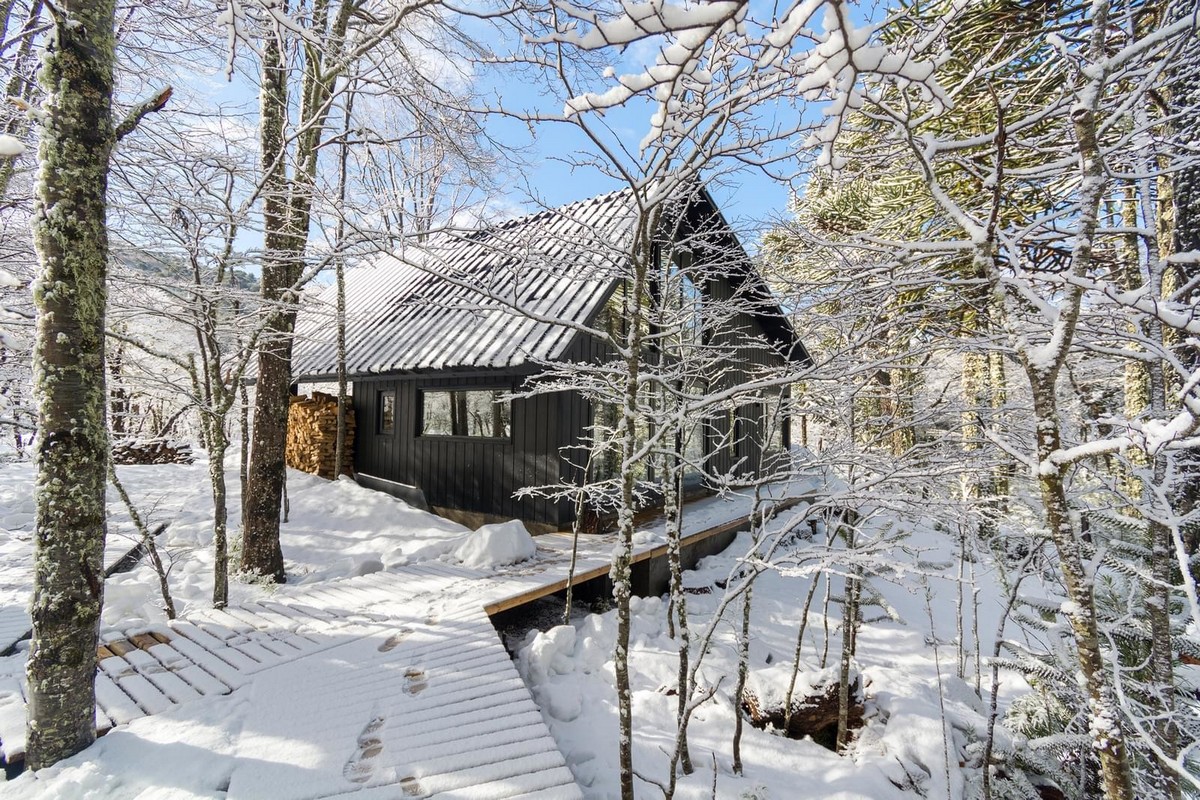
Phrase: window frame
[
  {"left": 417, "top": 386, "right": 513, "bottom": 441},
  {"left": 377, "top": 389, "right": 396, "bottom": 435}
]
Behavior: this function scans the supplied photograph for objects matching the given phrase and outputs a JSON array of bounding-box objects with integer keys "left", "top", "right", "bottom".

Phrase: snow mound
[
  {"left": 452, "top": 520, "right": 536, "bottom": 568},
  {"left": 745, "top": 663, "right": 842, "bottom": 712},
  {"left": 0, "top": 135, "right": 25, "bottom": 157}
]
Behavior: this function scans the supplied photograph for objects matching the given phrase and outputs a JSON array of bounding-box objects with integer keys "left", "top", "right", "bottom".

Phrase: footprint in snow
[
  {"left": 378, "top": 628, "right": 413, "bottom": 653},
  {"left": 400, "top": 775, "right": 425, "bottom": 797},
  {"left": 343, "top": 715, "right": 387, "bottom": 784},
  {"left": 403, "top": 667, "right": 428, "bottom": 695}
]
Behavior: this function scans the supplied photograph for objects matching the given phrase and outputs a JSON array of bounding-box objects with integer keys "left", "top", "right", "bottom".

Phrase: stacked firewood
[
  {"left": 112, "top": 438, "right": 195, "bottom": 465},
  {"left": 285, "top": 392, "right": 355, "bottom": 479}
]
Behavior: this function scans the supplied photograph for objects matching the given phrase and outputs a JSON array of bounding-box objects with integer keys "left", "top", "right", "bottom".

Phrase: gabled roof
[
  {"left": 291, "top": 186, "right": 807, "bottom": 380},
  {"left": 292, "top": 189, "right": 639, "bottom": 380}
]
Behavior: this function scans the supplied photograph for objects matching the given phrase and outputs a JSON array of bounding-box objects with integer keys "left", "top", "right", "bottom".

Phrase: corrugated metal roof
[{"left": 292, "top": 188, "right": 640, "bottom": 379}]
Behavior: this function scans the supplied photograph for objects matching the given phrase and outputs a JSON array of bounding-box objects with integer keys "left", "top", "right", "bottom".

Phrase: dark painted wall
[
  {"left": 353, "top": 370, "right": 569, "bottom": 527},
  {"left": 554, "top": 271, "right": 791, "bottom": 515}
]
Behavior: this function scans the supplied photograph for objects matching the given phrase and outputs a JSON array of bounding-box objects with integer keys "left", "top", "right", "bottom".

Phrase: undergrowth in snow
[{"left": 516, "top": 520, "right": 1033, "bottom": 800}]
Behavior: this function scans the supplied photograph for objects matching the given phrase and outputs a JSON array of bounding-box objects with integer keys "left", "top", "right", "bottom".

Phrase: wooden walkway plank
[
  {"left": 419, "top": 748, "right": 575, "bottom": 798},
  {"left": 118, "top": 648, "right": 205, "bottom": 705},
  {"left": 94, "top": 672, "right": 145, "bottom": 727},
  {"left": 394, "top": 709, "right": 547, "bottom": 755},
  {"left": 168, "top": 625, "right": 260, "bottom": 678},
  {"left": 220, "top": 604, "right": 316, "bottom": 640},
  {"left": 113, "top": 672, "right": 175, "bottom": 716},
  {"left": 224, "top": 601, "right": 581, "bottom": 800}
]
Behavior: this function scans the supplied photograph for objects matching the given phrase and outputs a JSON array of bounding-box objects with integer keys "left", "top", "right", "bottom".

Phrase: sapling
[
  {"left": 783, "top": 522, "right": 839, "bottom": 731},
  {"left": 923, "top": 581, "right": 954, "bottom": 800},
  {"left": 107, "top": 463, "right": 176, "bottom": 619},
  {"left": 980, "top": 543, "right": 1040, "bottom": 800}
]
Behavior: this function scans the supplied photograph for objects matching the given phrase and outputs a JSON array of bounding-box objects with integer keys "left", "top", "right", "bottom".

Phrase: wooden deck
[{"left": 0, "top": 483, "right": 816, "bottom": 797}]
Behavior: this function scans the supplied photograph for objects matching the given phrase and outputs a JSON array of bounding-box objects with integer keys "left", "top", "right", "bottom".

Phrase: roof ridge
[{"left": 479, "top": 186, "right": 634, "bottom": 233}]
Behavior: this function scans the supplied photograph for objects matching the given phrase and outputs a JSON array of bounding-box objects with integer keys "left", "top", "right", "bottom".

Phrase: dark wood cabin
[{"left": 291, "top": 185, "right": 810, "bottom": 533}]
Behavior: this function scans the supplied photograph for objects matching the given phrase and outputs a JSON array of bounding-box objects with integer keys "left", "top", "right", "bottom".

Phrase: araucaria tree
[{"left": 765, "top": 2, "right": 1200, "bottom": 797}]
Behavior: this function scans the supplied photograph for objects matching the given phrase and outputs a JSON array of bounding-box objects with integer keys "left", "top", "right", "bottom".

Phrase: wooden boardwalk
[{"left": 0, "top": 484, "right": 815, "bottom": 797}]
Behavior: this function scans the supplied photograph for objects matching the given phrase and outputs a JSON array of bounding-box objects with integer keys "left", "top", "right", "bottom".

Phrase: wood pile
[
  {"left": 286, "top": 392, "right": 355, "bottom": 479},
  {"left": 112, "top": 438, "right": 195, "bottom": 465}
]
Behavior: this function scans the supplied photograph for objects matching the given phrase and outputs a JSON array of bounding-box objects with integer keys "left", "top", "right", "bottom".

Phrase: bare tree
[{"left": 236, "top": 0, "right": 494, "bottom": 581}]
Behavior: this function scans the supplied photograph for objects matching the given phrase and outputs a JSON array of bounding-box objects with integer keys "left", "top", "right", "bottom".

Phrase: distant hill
[{"left": 113, "top": 248, "right": 259, "bottom": 292}]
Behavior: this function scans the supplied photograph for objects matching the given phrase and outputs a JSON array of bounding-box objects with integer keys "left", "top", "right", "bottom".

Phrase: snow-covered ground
[
  {"left": 0, "top": 456, "right": 474, "bottom": 636},
  {"left": 515, "top": 515, "right": 1026, "bottom": 800},
  {"left": 0, "top": 456, "right": 1035, "bottom": 799}
]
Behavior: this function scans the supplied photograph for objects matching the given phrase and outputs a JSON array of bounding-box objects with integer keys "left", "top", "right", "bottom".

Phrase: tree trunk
[
  {"left": 240, "top": 24, "right": 292, "bottom": 582},
  {"left": 242, "top": 324, "right": 290, "bottom": 580},
  {"left": 1170, "top": 1, "right": 1200, "bottom": 572},
  {"left": 836, "top": 563, "right": 860, "bottom": 752},
  {"left": 732, "top": 580, "right": 751, "bottom": 773},
  {"left": 663, "top": 415, "right": 692, "bottom": 785},
  {"left": 1031, "top": 379, "right": 1134, "bottom": 800},
  {"left": 613, "top": 227, "right": 652, "bottom": 800},
  {"left": 210, "top": 429, "right": 230, "bottom": 607},
  {"left": 25, "top": 0, "right": 116, "bottom": 769}
]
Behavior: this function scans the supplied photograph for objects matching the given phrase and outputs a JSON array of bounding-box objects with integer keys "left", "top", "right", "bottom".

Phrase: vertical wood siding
[{"left": 353, "top": 372, "right": 567, "bottom": 527}]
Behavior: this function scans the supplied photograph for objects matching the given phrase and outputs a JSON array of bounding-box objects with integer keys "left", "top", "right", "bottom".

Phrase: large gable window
[{"left": 421, "top": 389, "right": 511, "bottom": 438}]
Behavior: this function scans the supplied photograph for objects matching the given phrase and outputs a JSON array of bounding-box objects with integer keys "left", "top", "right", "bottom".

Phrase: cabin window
[
  {"left": 762, "top": 390, "right": 789, "bottom": 453},
  {"left": 378, "top": 390, "right": 395, "bottom": 434},
  {"left": 420, "top": 389, "right": 511, "bottom": 438},
  {"left": 652, "top": 246, "right": 704, "bottom": 348}
]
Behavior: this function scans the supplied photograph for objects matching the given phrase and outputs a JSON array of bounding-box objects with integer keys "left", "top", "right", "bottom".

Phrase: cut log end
[{"left": 285, "top": 393, "right": 356, "bottom": 479}]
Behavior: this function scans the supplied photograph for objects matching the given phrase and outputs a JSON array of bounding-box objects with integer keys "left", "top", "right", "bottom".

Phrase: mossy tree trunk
[
  {"left": 25, "top": 0, "right": 116, "bottom": 770},
  {"left": 240, "top": 20, "right": 291, "bottom": 582}
]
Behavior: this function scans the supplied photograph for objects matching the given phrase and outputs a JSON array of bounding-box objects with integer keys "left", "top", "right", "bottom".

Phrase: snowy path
[{"left": 0, "top": 482, "right": 815, "bottom": 798}]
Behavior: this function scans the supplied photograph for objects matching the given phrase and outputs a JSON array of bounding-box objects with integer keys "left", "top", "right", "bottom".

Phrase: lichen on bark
[{"left": 25, "top": 0, "right": 117, "bottom": 771}]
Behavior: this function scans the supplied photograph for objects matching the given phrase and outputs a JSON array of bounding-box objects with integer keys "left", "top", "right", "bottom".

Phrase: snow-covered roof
[
  {"left": 291, "top": 186, "right": 805, "bottom": 380},
  {"left": 292, "top": 189, "right": 639, "bottom": 380}
]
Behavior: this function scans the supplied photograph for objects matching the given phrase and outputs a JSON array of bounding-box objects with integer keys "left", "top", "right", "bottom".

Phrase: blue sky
[
  {"left": 462, "top": 7, "right": 818, "bottom": 251},
  {"left": 165, "top": 2, "right": 875, "bottom": 258}
]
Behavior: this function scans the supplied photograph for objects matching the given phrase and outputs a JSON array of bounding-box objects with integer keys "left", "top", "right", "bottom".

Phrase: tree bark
[
  {"left": 613, "top": 222, "right": 653, "bottom": 800},
  {"left": 1170, "top": 1, "right": 1200, "bottom": 572},
  {"left": 240, "top": 18, "right": 292, "bottom": 582},
  {"left": 1031, "top": 378, "right": 1134, "bottom": 800},
  {"left": 241, "top": 0, "right": 355, "bottom": 580},
  {"left": 25, "top": 0, "right": 116, "bottom": 769}
]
